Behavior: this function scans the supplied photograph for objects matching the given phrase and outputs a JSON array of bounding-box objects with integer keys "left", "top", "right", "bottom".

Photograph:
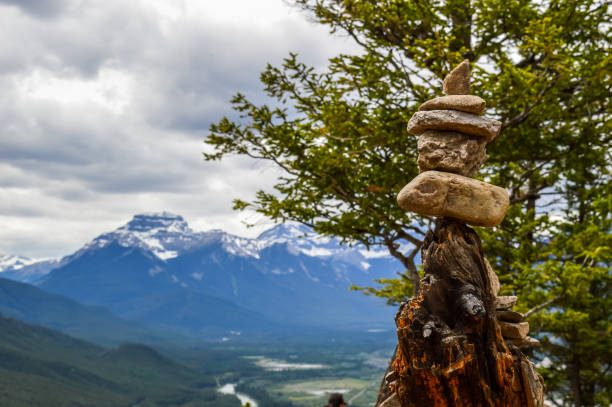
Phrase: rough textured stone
[
  {"left": 419, "top": 95, "right": 486, "bottom": 115},
  {"left": 443, "top": 60, "right": 471, "bottom": 95},
  {"left": 417, "top": 130, "right": 487, "bottom": 177},
  {"left": 396, "top": 171, "right": 510, "bottom": 227},
  {"left": 407, "top": 110, "right": 502, "bottom": 141},
  {"left": 500, "top": 321, "right": 530, "bottom": 339},
  {"left": 485, "top": 258, "right": 500, "bottom": 295},
  {"left": 495, "top": 295, "right": 518, "bottom": 309},
  {"left": 506, "top": 336, "right": 540, "bottom": 348},
  {"left": 497, "top": 309, "right": 525, "bottom": 323}
]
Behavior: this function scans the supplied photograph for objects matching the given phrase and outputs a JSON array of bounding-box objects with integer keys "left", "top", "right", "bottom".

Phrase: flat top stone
[
  {"left": 496, "top": 309, "right": 525, "bottom": 323},
  {"left": 505, "top": 336, "right": 540, "bottom": 348},
  {"left": 499, "top": 321, "right": 530, "bottom": 339},
  {"left": 407, "top": 110, "right": 501, "bottom": 142},
  {"left": 419, "top": 95, "right": 486, "bottom": 115},
  {"left": 495, "top": 295, "right": 518, "bottom": 310},
  {"left": 443, "top": 60, "right": 470, "bottom": 95}
]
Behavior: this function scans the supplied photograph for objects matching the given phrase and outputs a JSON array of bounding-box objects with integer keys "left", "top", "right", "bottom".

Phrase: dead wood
[{"left": 376, "top": 219, "right": 544, "bottom": 407}]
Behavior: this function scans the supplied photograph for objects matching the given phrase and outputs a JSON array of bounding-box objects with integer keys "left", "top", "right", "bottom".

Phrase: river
[{"left": 218, "top": 383, "right": 258, "bottom": 407}]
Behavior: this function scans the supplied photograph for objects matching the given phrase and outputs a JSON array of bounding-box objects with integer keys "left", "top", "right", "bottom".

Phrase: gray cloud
[
  {"left": 0, "top": 0, "right": 356, "bottom": 257},
  {"left": 0, "top": 0, "right": 72, "bottom": 19}
]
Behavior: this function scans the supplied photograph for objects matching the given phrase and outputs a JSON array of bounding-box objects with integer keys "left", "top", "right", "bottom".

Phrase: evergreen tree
[{"left": 206, "top": 1, "right": 611, "bottom": 404}]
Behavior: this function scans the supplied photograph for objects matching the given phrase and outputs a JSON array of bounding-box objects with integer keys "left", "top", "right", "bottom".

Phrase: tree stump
[{"left": 376, "top": 219, "right": 544, "bottom": 406}]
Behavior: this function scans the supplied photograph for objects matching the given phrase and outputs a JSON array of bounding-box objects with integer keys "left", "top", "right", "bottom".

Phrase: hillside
[
  {"left": 0, "top": 314, "right": 240, "bottom": 407},
  {"left": 0, "top": 277, "right": 177, "bottom": 345}
]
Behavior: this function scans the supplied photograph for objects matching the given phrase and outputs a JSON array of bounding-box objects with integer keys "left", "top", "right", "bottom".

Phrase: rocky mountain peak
[{"left": 120, "top": 212, "right": 191, "bottom": 234}]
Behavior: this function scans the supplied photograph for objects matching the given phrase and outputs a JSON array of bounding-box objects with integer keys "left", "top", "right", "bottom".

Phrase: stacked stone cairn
[{"left": 398, "top": 60, "right": 539, "bottom": 349}]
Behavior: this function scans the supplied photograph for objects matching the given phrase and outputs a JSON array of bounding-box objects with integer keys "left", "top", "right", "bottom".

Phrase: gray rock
[
  {"left": 499, "top": 321, "right": 530, "bottom": 339},
  {"left": 496, "top": 309, "right": 525, "bottom": 323},
  {"left": 443, "top": 60, "right": 471, "bottom": 95},
  {"left": 417, "top": 130, "right": 487, "bottom": 177},
  {"left": 506, "top": 336, "right": 540, "bottom": 348},
  {"left": 419, "top": 95, "right": 486, "bottom": 115},
  {"left": 407, "top": 110, "right": 502, "bottom": 141},
  {"left": 495, "top": 295, "right": 518, "bottom": 309},
  {"left": 397, "top": 171, "right": 509, "bottom": 227}
]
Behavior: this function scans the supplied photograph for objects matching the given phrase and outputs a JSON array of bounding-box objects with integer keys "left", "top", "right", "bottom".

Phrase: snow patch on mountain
[
  {"left": 301, "top": 247, "right": 334, "bottom": 257},
  {"left": 0, "top": 254, "right": 63, "bottom": 284},
  {"left": 0, "top": 254, "right": 44, "bottom": 271},
  {"left": 154, "top": 250, "right": 178, "bottom": 260},
  {"left": 148, "top": 266, "right": 164, "bottom": 276}
]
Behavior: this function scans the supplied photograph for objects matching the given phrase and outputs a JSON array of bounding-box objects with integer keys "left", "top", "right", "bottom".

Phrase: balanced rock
[
  {"left": 417, "top": 130, "right": 487, "bottom": 177},
  {"left": 506, "top": 336, "right": 540, "bottom": 348},
  {"left": 407, "top": 110, "right": 502, "bottom": 141},
  {"left": 397, "top": 171, "right": 509, "bottom": 227},
  {"left": 496, "top": 295, "right": 518, "bottom": 310},
  {"left": 499, "top": 321, "right": 530, "bottom": 339},
  {"left": 485, "top": 258, "right": 501, "bottom": 295},
  {"left": 443, "top": 60, "right": 471, "bottom": 95},
  {"left": 497, "top": 310, "right": 525, "bottom": 323},
  {"left": 419, "top": 95, "right": 486, "bottom": 115}
]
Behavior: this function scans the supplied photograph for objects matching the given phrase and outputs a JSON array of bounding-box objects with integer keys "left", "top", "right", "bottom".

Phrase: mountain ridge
[
  {"left": 6, "top": 212, "right": 400, "bottom": 335},
  {"left": 0, "top": 276, "right": 177, "bottom": 345}
]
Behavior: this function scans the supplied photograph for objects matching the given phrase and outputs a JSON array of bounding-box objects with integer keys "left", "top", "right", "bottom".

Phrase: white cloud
[
  {"left": 16, "top": 68, "right": 133, "bottom": 114},
  {"left": 0, "top": 0, "right": 357, "bottom": 258}
]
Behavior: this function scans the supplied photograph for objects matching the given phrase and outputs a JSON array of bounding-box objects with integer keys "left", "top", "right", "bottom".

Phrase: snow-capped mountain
[
  {"left": 0, "top": 254, "right": 38, "bottom": 270},
  {"left": 2, "top": 212, "right": 395, "bottom": 286},
  {"left": 7, "top": 212, "right": 401, "bottom": 333},
  {"left": 0, "top": 254, "right": 61, "bottom": 284},
  {"left": 77, "top": 212, "right": 205, "bottom": 260},
  {"left": 63, "top": 212, "right": 391, "bottom": 270},
  {"left": 257, "top": 223, "right": 391, "bottom": 265}
]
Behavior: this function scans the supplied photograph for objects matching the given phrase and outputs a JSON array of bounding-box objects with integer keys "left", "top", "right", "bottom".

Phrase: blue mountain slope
[
  {"left": 0, "top": 277, "right": 166, "bottom": 344},
  {"left": 34, "top": 213, "right": 401, "bottom": 333},
  {"left": 39, "top": 242, "right": 175, "bottom": 307},
  {"left": 165, "top": 242, "right": 394, "bottom": 326},
  {"left": 39, "top": 242, "right": 279, "bottom": 334}
]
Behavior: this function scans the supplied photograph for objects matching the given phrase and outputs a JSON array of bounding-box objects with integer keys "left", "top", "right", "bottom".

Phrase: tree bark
[
  {"left": 571, "top": 351, "right": 582, "bottom": 407},
  {"left": 376, "top": 219, "right": 544, "bottom": 407}
]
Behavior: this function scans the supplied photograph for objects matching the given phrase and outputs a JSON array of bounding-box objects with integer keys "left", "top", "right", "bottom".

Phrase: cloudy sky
[{"left": 0, "top": 0, "right": 356, "bottom": 258}]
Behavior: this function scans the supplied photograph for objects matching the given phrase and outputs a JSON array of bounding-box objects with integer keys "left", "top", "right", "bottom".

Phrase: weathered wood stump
[{"left": 376, "top": 219, "right": 544, "bottom": 406}]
